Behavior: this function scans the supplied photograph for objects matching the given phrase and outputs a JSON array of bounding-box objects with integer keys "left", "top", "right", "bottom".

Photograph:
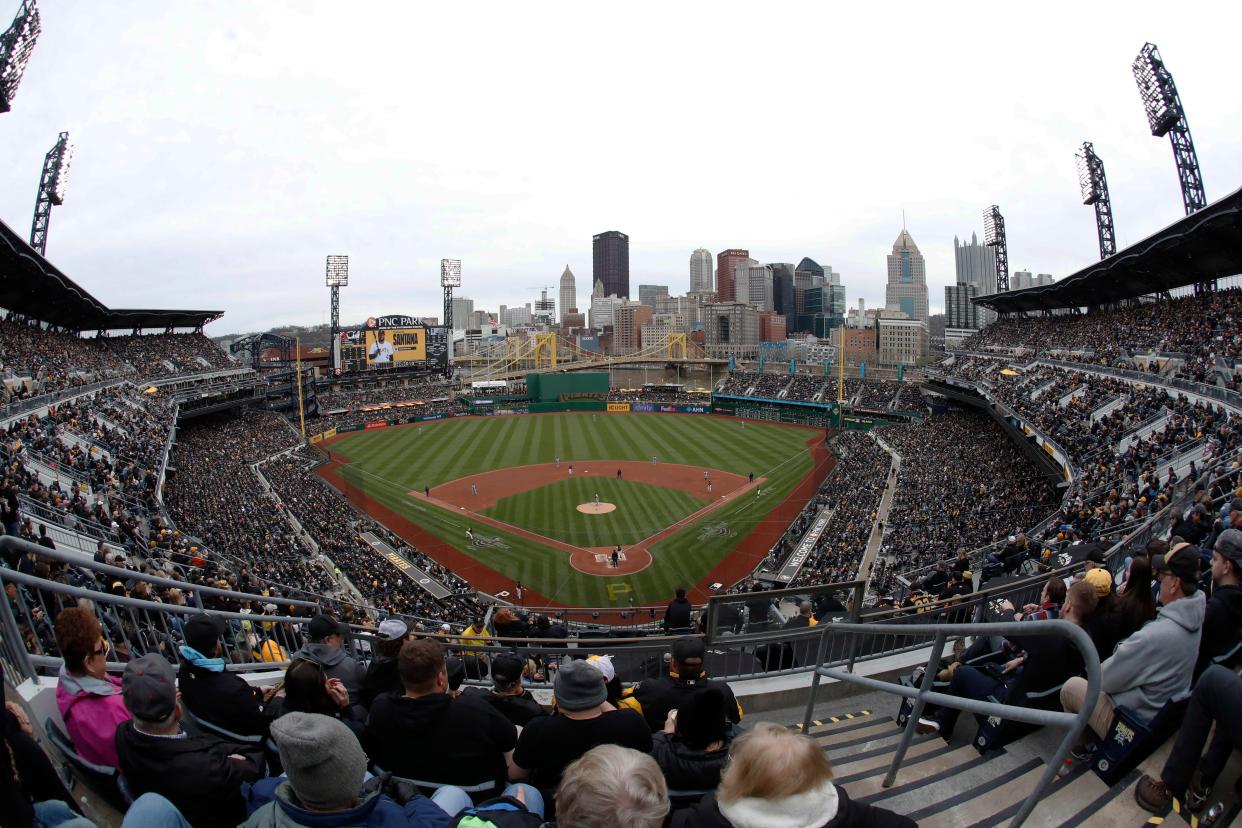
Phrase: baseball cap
[
  {"left": 377, "top": 618, "right": 408, "bottom": 641},
  {"left": 672, "top": 636, "right": 706, "bottom": 668},
  {"left": 183, "top": 612, "right": 226, "bottom": 655},
  {"left": 490, "top": 653, "right": 526, "bottom": 687},
  {"left": 554, "top": 659, "right": 606, "bottom": 711},
  {"left": 308, "top": 614, "right": 345, "bottom": 641},
  {"left": 1153, "top": 541, "right": 1201, "bottom": 583},
  {"left": 587, "top": 654, "right": 615, "bottom": 683},
  {"left": 1083, "top": 567, "right": 1112, "bottom": 597},
  {"left": 1083, "top": 545, "right": 1107, "bottom": 565},
  {"left": 1214, "top": 529, "right": 1242, "bottom": 567},
  {"left": 122, "top": 654, "right": 178, "bottom": 721}
]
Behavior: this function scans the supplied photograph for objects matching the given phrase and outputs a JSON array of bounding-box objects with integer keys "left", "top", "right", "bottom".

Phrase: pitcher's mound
[{"left": 576, "top": 502, "right": 617, "bottom": 514}]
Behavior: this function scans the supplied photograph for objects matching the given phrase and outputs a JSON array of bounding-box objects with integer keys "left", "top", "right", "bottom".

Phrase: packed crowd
[
  {"left": 607, "top": 389, "right": 710, "bottom": 405},
  {"left": 9, "top": 606, "right": 918, "bottom": 827},
  {"left": 104, "top": 333, "right": 234, "bottom": 378},
  {"left": 782, "top": 374, "right": 829, "bottom": 402},
  {"left": 961, "top": 289, "right": 1242, "bottom": 390},
  {"left": 715, "top": 372, "right": 788, "bottom": 399},
  {"left": 0, "top": 319, "right": 131, "bottom": 403},
  {"left": 316, "top": 378, "right": 455, "bottom": 412},
  {"left": 261, "top": 449, "right": 484, "bottom": 624},
  {"left": 880, "top": 410, "right": 1058, "bottom": 576},
  {"left": 854, "top": 380, "right": 903, "bottom": 411}
]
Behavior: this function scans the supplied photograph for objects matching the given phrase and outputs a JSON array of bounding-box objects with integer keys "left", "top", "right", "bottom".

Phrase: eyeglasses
[{"left": 92, "top": 640, "right": 108, "bottom": 657}]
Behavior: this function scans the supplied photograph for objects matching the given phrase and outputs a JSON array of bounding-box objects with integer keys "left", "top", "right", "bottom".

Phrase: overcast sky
[{"left": 1, "top": 1, "right": 1239, "bottom": 335}]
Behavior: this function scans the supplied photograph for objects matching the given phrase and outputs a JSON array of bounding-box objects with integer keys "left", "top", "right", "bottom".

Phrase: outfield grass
[
  {"left": 483, "top": 478, "right": 708, "bottom": 547},
  {"left": 330, "top": 414, "right": 815, "bottom": 605}
]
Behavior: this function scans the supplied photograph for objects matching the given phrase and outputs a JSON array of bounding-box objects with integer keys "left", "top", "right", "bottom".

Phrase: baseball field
[{"left": 318, "top": 413, "right": 830, "bottom": 607}]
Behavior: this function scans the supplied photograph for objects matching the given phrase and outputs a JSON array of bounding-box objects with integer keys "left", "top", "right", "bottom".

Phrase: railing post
[
  {"left": 845, "top": 581, "right": 865, "bottom": 673},
  {"left": 0, "top": 567, "right": 40, "bottom": 685},
  {"left": 801, "top": 624, "right": 835, "bottom": 733},
  {"left": 882, "top": 629, "right": 946, "bottom": 788}
]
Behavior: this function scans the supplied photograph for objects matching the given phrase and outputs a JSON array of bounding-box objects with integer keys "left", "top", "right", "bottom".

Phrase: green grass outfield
[
  {"left": 484, "top": 478, "right": 709, "bottom": 547},
  {"left": 329, "top": 413, "right": 815, "bottom": 605}
]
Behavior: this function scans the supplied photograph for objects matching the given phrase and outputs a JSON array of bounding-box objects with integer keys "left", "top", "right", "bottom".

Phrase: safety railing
[
  {"left": 800, "top": 619, "right": 1101, "bottom": 828},
  {"left": 0, "top": 377, "right": 130, "bottom": 424}
]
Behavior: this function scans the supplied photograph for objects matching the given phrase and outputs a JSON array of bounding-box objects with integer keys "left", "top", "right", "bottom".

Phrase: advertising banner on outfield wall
[
  {"left": 607, "top": 403, "right": 630, "bottom": 412},
  {"left": 309, "top": 433, "right": 324, "bottom": 444},
  {"left": 364, "top": 420, "right": 388, "bottom": 430},
  {"left": 630, "top": 403, "right": 710, "bottom": 414},
  {"left": 416, "top": 413, "right": 446, "bottom": 422}
]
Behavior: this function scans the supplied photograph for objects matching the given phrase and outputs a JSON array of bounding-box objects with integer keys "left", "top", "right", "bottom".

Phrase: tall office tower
[
  {"left": 737, "top": 262, "right": 774, "bottom": 311},
  {"left": 768, "top": 263, "right": 796, "bottom": 318},
  {"left": 559, "top": 265, "right": 576, "bottom": 324},
  {"left": 450, "top": 297, "right": 475, "bottom": 329},
  {"left": 954, "top": 233, "right": 998, "bottom": 326},
  {"left": 638, "top": 284, "right": 669, "bottom": 307},
  {"left": 1012, "top": 270, "right": 1034, "bottom": 291},
  {"left": 885, "top": 228, "right": 929, "bottom": 323},
  {"left": 593, "top": 230, "right": 630, "bottom": 298},
  {"left": 690, "top": 248, "right": 713, "bottom": 293},
  {"left": 593, "top": 277, "right": 605, "bottom": 298},
  {"left": 945, "top": 284, "right": 980, "bottom": 329},
  {"left": 716, "top": 248, "right": 750, "bottom": 302}
]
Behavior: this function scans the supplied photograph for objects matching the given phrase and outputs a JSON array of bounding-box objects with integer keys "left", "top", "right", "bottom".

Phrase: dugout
[{"left": 526, "top": 372, "right": 608, "bottom": 412}]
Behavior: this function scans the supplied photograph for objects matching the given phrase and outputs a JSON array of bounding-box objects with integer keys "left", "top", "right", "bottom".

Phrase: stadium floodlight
[
  {"left": 0, "top": 0, "right": 41, "bottom": 114},
  {"left": 29, "top": 131, "right": 72, "bottom": 256},
  {"left": 440, "top": 258, "right": 461, "bottom": 288},
  {"left": 1075, "top": 142, "right": 1117, "bottom": 260},
  {"left": 981, "top": 205, "right": 1009, "bottom": 293},
  {"left": 326, "top": 254, "right": 349, "bottom": 287},
  {"left": 1131, "top": 42, "right": 1207, "bottom": 220}
]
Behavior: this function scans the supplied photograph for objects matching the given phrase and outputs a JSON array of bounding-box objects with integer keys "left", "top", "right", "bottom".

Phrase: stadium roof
[
  {"left": 0, "top": 217, "right": 223, "bottom": 331},
  {"left": 976, "top": 183, "right": 1242, "bottom": 314}
]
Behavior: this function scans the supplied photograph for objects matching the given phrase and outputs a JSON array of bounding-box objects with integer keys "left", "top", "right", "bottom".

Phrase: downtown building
[
  {"left": 612, "top": 303, "right": 653, "bottom": 354},
  {"left": 593, "top": 230, "right": 630, "bottom": 299},
  {"left": 704, "top": 302, "right": 760, "bottom": 359},
  {"left": 716, "top": 248, "right": 750, "bottom": 302},
  {"left": 885, "top": 229, "right": 930, "bottom": 324},
  {"left": 954, "top": 233, "right": 998, "bottom": 327},
  {"left": 690, "top": 248, "right": 713, "bottom": 293},
  {"left": 558, "top": 265, "right": 577, "bottom": 324}
]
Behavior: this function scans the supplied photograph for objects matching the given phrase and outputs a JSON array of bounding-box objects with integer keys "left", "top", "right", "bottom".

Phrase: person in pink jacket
[{"left": 53, "top": 607, "right": 131, "bottom": 768}]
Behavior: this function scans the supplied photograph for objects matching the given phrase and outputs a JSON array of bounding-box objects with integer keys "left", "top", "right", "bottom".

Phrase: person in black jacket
[
  {"left": 663, "top": 588, "right": 693, "bottom": 634},
  {"left": 1195, "top": 528, "right": 1242, "bottom": 677},
  {"left": 467, "top": 652, "right": 547, "bottom": 727},
  {"left": 671, "top": 722, "right": 915, "bottom": 828},
  {"left": 650, "top": 686, "right": 734, "bottom": 792},
  {"left": 1, "top": 703, "right": 84, "bottom": 828},
  {"left": 177, "top": 612, "right": 274, "bottom": 738},
  {"left": 360, "top": 618, "right": 410, "bottom": 708},
  {"left": 115, "top": 653, "right": 265, "bottom": 828},
  {"left": 620, "top": 638, "right": 742, "bottom": 732},
  {"left": 365, "top": 637, "right": 516, "bottom": 795}
]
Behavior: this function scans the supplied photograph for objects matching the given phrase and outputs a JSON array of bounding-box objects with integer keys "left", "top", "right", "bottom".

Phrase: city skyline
[{"left": 0, "top": 3, "right": 1238, "bottom": 334}]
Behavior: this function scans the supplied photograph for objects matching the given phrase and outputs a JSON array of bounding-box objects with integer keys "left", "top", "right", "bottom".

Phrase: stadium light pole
[
  {"left": 441, "top": 258, "right": 461, "bottom": 330},
  {"left": 0, "top": 0, "right": 41, "bottom": 115},
  {"left": 326, "top": 255, "right": 349, "bottom": 373},
  {"left": 1075, "top": 142, "right": 1117, "bottom": 260},
  {"left": 29, "top": 131, "right": 72, "bottom": 257},
  {"left": 982, "top": 205, "right": 1009, "bottom": 293}
]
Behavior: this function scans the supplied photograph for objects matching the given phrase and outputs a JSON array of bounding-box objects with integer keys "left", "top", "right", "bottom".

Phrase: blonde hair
[
  {"left": 555, "top": 745, "right": 669, "bottom": 828},
  {"left": 717, "top": 722, "right": 834, "bottom": 804}
]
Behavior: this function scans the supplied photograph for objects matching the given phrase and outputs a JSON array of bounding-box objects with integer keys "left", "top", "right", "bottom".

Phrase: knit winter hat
[
  {"left": 270, "top": 712, "right": 367, "bottom": 810},
  {"left": 554, "top": 659, "right": 606, "bottom": 711}
]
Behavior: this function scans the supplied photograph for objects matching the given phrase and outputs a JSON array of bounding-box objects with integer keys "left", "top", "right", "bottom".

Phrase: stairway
[{"left": 796, "top": 709, "right": 1241, "bottom": 827}]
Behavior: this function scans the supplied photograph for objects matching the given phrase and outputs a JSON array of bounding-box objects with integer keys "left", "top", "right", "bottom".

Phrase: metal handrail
[{"left": 801, "top": 619, "right": 1101, "bottom": 828}]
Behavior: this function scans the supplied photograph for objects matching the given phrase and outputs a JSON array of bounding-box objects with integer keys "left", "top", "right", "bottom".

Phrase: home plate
[{"left": 576, "top": 502, "right": 617, "bottom": 514}]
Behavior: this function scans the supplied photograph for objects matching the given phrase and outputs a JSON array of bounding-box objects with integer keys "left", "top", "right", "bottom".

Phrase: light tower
[
  {"left": 441, "top": 259, "right": 461, "bottom": 330},
  {"left": 1076, "top": 142, "right": 1117, "bottom": 260},
  {"left": 0, "top": 0, "right": 41, "bottom": 114},
  {"left": 29, "top": 131, "right": 72, "bottom": 257},
  {"left": 1132, "top": 43, "right": 1207, "bottom": 216},
  {"left": 325, "top": 255, "right": 348, "bottom": 373},
  {"left": 982, "top": 205, "right": 1009, "bottom": 293}
]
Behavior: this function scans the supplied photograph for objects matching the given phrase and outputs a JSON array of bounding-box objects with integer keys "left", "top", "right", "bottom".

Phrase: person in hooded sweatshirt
[
  {"left": 1194, "top": 528, "right": 1242, "bottom": 677},
  {"left": 243, "top": 712, "right": 450, "bottom": 828},
  {"left": 364, "top": 638, "right": 517, "bottom": 796},
  {"left": 1060, "top": 541, "right": 1207, "bottom": 761},
  {"left": 671, "top": 722, "right": 915, "bottom": 828},
  {"left": 650, "top": 686, "right": 735, "bottom": 792},
  {"left": 293, "top": 614, "right": 367, "bottom": 717}
]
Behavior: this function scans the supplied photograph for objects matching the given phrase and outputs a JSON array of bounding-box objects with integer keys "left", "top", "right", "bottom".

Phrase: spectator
[
  {"left": 293, "top": 614, "right": 367, "bottom": 713},
  {"left": 1134, "top": 665, "right": 1242, "bottom": 814},
  {"left": 512, "top": 659, "right": 653, "bottom": 791},
  {"left": 1090, "top": 557, "right": 1156, "bottom": 659},
  {"left": 360, "top": 618, "right": 410, "bottom": 708},
  {"left": 650, "top": 686, "right": 735, "bottom": 791},
  {"left": 1, "top": 702, "right": 94, "bottom": 828},
  {"left": 670, "top": 722, "right": 915, "bottom": 827},
  {"left": 782, "top": 601, "right": 817, "bottom": 629},
  {"left": 620, "top": 638, "right": 742, "bottom": 732},
  {"left": 664, "top": 588, "right": 693, "bottom": 634},
  {"left": 365, "top": 638, "right": 517, "bottom": 794},
  {"left": 242, "top": 712, "right": 449, "bottom": 827},
  {"left": 1195, "top": 528, "right": 1242, "bottom": 677},
  {"left": 492, "top": 608, "right": 528, "bottom": 638},
  {"left": 997, "top": 576, "right": 1066, "bottom": 622},
  {"left": 114, "top": 654, "right": 265, "bottom": 828},
  {"left": 1060, "top": 542, "right": 1206, "bottom": 763},
  {"left": 554, "top": 746, "right": 670, "bottom": 828},
  {"left": 53, "top": 607, "right": 130, "bottom": 769},
  {"left": 277, "top": 658, "right": 365, "bottom": 740},
  {"left": 471, "top": 652, "right": 547, "bottom": 727},
  {"left": 177, "top": 613, "right": 274, "bottom": 738}
]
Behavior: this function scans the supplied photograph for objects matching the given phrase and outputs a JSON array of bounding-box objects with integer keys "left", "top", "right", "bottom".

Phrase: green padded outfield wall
[{"left": 526, "top": 372, "right": 610, "bottom": 403}]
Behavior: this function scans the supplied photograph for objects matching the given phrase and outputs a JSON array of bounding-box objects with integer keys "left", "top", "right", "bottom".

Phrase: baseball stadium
[{"left": 2, "top": 5, "right": 1242, "bottom": 827}]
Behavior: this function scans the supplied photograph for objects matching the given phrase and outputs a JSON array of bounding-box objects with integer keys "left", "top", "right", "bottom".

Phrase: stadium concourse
[{"left": 4, "top": 202, "right": 1242, "bottom": 825}]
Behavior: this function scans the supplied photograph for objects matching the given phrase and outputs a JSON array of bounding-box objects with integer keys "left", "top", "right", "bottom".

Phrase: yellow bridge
[{"left": 454, "top": 333, "right": 727, "bottom": 380}]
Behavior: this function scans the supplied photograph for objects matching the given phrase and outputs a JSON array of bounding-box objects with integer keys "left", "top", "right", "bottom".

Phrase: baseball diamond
[{"left": 317, "top": 412, "right": 832, "bottom": 606}]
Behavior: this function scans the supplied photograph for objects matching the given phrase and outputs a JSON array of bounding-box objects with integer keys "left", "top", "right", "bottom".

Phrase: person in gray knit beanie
[{"left": 272, "top": 712, "right": 368, "bottom": 809}]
